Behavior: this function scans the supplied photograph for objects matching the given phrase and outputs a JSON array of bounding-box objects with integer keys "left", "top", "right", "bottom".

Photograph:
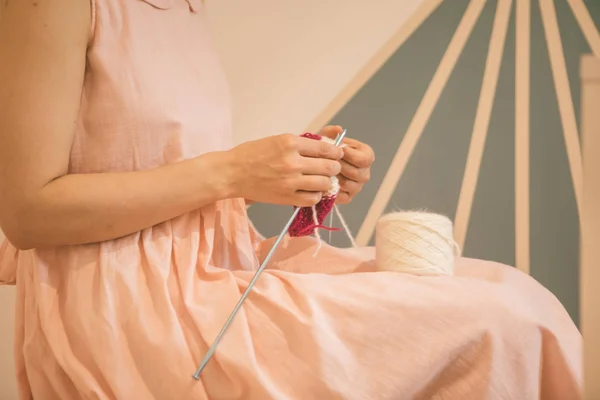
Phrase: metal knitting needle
[{"left": 192, "top": 129, "right": 347, "bottom": 380}]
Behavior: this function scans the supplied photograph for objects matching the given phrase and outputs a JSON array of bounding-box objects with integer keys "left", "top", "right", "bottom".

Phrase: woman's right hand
[{"left": 224, "top": 134, "right": 343, "bottom": 207}]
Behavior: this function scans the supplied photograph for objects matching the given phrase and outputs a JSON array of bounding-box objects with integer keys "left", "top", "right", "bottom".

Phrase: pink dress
[{"left": 0, "top": 1, "right": 582, "bottom": 399}]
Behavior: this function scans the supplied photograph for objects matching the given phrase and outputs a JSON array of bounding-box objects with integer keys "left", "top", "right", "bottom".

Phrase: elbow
[
  {"left": 9, "top": 235, "right": 36, "bottom": 252},
  {"left": 0, "top": 211, "right": 38, "bottom": 251},
  {"left": 0, "top": 225, "right": 37, "bottom": 251},
  {"left": 0, "top": 185, "right": 54, "bottom": 250}
]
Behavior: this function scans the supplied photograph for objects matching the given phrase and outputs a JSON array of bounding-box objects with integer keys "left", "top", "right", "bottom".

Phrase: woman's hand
[
  {"left": 320, "top": 126, "right": 375, "bottom": 204},
  {"left": 226, "top": 134, "right": 343, "bottom": 207}
]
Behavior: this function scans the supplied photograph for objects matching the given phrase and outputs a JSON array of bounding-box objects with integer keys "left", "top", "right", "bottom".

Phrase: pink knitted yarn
[{"left": 288, "top": 133, "right": 340, "bottom": 237}]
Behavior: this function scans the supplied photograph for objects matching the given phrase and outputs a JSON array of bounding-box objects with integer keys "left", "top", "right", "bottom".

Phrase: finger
[
  {"left": 300, "top": 157, "right": 341, "bottom": 177},
  {"left": 320, "top": 127, "right": 362, "bottom": 149},
  {"left": 295, "top": 175, "right": 332, "bottom": 193},
  {"left": 338, "top": 176, "right": 363, "bottom": 196},
  {"left": 294, "top": 191, "right": 323, "bottom": 207},
  {"left": 297, "top": 137, "right": 344, "bottom": 160},
  {"left": 342, "top": 144, "right": 375, "bottom": 169},
  {"left": 335, "top": 191, "right": 351, "bottom": 205},
  {"left": 319, "top": 125, "right": 344, "bottom": 140},
  {"left": 339, "top": 160, "right": 370, "bottom": 183}
]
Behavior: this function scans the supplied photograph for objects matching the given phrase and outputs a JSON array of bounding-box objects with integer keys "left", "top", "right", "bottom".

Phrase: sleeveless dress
[{"left": 0, "top": 1, "right": 583, "bottom": 399}]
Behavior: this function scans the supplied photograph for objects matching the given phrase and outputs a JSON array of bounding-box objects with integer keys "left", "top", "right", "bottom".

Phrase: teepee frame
[{"left": 305, "top": 1, "right": 599, "bottom": 396}]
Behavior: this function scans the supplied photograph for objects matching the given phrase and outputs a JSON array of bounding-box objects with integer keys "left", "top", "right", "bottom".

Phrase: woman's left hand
[{"left": 320, "top": 125, "right": 375, "bottom": 204}]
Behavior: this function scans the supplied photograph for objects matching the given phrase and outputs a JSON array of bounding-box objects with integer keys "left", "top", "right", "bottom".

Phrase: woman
[{"left": 0, "top": 0, "right": 582, "bottom": 399}]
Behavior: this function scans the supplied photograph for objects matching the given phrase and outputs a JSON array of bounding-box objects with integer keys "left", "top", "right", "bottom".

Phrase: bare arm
[{"left": 0, "top": 0, "right": 236, "bottom": 249}]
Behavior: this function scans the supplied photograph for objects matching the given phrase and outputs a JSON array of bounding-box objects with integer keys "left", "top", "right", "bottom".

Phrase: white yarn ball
[{"left": 375, "top": 211, "right": 458, "bottom": 276}]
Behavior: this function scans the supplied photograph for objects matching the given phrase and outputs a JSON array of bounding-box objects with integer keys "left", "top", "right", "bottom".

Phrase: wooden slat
[
  {"left": 515, "top": 0, "right": 531, "bottom": 275},
  {"left": 539, "top": 0, "right": 583, "bottom": 217},
  {"left": 454, "top": 0, "right": 512, "bottom": 251},
  {"left": 567, "top": 0, "right": 600, "bottom": 59},
  {"left": 580, "top": 53, "right": 600, "bottom": 400},
  {"left": 356, "top": 0, "right": 487, "bottom": 246}
]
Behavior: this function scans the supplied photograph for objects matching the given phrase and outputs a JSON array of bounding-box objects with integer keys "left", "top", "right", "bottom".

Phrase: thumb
[{"left": 319, "top": 125, "right": 344, "bottom": 140}]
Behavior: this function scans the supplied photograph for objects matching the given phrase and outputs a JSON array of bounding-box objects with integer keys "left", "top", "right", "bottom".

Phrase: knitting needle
[{"left": 192, "top": 129, "right": 347, "bottom": 380}]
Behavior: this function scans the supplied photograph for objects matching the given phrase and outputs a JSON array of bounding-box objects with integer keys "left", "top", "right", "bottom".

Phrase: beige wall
[{"left": 205, "top": 0, "right": 424, "bottom": 143}]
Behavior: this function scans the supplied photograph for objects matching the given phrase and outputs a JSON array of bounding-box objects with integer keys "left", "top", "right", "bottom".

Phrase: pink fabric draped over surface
[{"left": 0, "top": 0, "right": 582, "bottom": 399}]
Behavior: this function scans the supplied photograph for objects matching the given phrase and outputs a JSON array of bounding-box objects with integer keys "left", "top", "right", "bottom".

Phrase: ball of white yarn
[{"left": 375, "top": 211, "right": 458, "bottom": 276}]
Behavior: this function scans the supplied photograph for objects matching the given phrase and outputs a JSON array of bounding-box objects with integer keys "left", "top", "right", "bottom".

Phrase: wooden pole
[{"left": 580, "top": 53, "right": 600, "bottom": 400}]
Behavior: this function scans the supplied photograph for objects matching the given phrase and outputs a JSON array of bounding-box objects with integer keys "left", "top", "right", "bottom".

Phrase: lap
[
  {"left": 241, "top": 238, "right": 581, "bottom": 399},
  {"left": 18, "top": 234, "right": 581, "bottom": 400}
]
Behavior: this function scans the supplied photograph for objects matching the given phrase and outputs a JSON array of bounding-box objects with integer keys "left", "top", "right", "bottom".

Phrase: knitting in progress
[
  {"left": 289, "top": 133, "right": 457, "bottom": 276},
  {"left": 288, "top": 133, "right": 341, "bottom": 238},
  {"left": 288, "top": 133, "right": 346, "bottom": 254},
  {"left": 193, "top": 130, "right": 350, "bottom": 378}
]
